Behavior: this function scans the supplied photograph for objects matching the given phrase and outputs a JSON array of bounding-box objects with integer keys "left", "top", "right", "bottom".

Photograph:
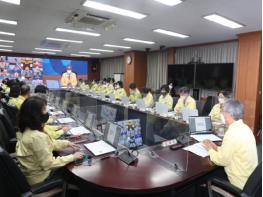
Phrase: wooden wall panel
[
  {"left": 167, "top": 47, "right": 175, "bottom": 65},
  {"left": 235, "top": 31, "right": 262, "bottom": 134}
]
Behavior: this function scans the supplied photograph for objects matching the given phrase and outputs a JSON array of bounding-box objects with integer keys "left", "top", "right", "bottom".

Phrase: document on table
[
  {"left": 57, "top": 117, "right": 75, "bottom": 124},
  {"left": 49, "top": 111, "right": 64, "bottom": 116},
  {"left": 84, "top": 140, "right": 116, "bottom": 156},
  {"left": 190, "top": 134, "right": 222, "bottom": 142},
  {"left": 183, "top": 143, "right": 209, "bottom": 157},
  {"left": 69, "top": 126, "right": 91, "bottom": 135}
]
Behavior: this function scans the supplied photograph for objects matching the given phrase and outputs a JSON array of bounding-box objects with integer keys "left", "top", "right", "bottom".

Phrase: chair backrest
[
  {"left": 196, "top": 100, "right": 205, "bottom": 115},
  {"left": 0, "top": 119, "right": 9, "bottom": 150},
  {"left": 0, "top": 108, "right": 16, "bottom": 139},
  {"left": 242, "top": 162, "right": 262, "bottom": 197},
  {"left": 0, "top": 147, "right": 31, "bottom": 196},
  {"left": 1, "top": 101, "right": 18, "bottom": 126},
  {"left": 201, "top": 96, "right": 214, "bottom": 116}
]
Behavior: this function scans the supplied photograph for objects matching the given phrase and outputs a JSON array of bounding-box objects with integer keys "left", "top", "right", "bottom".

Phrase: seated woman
[
  {"left": 8, "top": 84, "right": 23, "bottom": 109},
  {"left": 16, "top": 96, "right": 83, "bottom": 185},
  {"left": 128, "top": 83, "right": 141, "bottom": 103},
  {"left": 174, "top": 86, "right": 196, "bottom": 113},
  {"left": 141, "top": 87, "right": 154, "bottom": 108},
  {"left": 209, "top": 90, "right": 231, "bottom": 121},
  {"left": 158, "top": 85, "right": 173, "bottom": 110},
  {"left": 113, "top": 81, "right": 127, "bottom": 100}
]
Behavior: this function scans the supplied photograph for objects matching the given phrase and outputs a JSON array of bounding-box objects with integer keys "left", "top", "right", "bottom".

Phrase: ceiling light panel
[
  {"left": 32, "top": 51, "right": 56, "bottom": 55},
  {"left": 0, "top": 18, "right": 17, "bottom": 25},
  {"left": 203, "top": 14, "right": 244, "bottom": 29},
  {"left": 0, "top": 44, "right": 13, "bottom": 47},
  {"left": 79, "top": 51, "right": 101, "bottom": 55},
  {"left": 46, "top": 37, "right": 83, "bottom": 44},
  {"left": 90, "top": 48, "right": 114, "bottom": 52},
  {"left": 35, "top": 48, "right": 62, "bottom": 52},
  {"left": 0, "top": 39, "right": 14, "bottom": 43},
  {"left": 0, "top": 48, "right": 12, "bottom": 52},
  {"left": 0, "top": 31, "right": 15, "bottom": 36},
  {"left": 71, "top": 53, "right": 91, "bottom": 57},
  {"left": 104, "top": 44, "right": 131, "bottom": 49},
  {"left": 0, "top": 0, "right": 20, "bottom": 5},
  {"left": 153, "top": 29, "right": 189, "bottom": 38},
  {"left": 123, "top": 38, "right": 155, "bottom": 44},
  {"left": 154, "top": 0, "right": 182, "bottom": 6},
  {"left": 56, "top": 28, "right": 101, "bottom": 37}
]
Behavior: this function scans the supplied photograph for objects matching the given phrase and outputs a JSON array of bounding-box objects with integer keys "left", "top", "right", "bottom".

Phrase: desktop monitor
[
  {"left": 100, "top": 105, "right": 117, "bottom": 122},
  {"left": 189, "top": 116, "right": 213, "bottom": 134},
  {"left": 46, "top": 80, "right": 60, "bottom": 90},
  {"left": 104, "top": 122, "right": 122, "bottom": 147},
  {"left": 85, "top": 112, "right": 96, "bottom": 129}
]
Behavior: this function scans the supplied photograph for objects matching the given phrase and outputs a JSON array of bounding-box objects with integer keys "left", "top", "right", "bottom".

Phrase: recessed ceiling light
[
  {"left": 90, "top": 48, "right": 114, "bottom": 53},
  {"left": 56, "top": 28, "right": 101, "bottom": 37},
  {"left": 0, "top": 44, "right": 13, "bottom": 48},
  {"left": 0, "top": 18, "right": 17, "bottom": 25},
  {"left": 0, "top": 39, "right": 14, "bottom": 43},
  {"left": 35, "top": 48, "right": 62, "bottom": 52},
  {"left": 79, "top": 51, "right": 101, "bottom": 55},
  {"left": 104, "top": 44, "right": 131, "bottom": 49},
  {"left": 0, "top": 0, "right": 20, "bottom": 5},
  {"left": 83, "top": 0, "right": 147, "bottom": 20},
  {"left": 123, "top": 38, "right": 155, "bottom": 45},
  {"left": 203, "top": 14, "right": 244, "bottom": 29},
  {"left": 153, "top": 0, "right": 182, "bottom": 6},
  {"left": 32, "top": 51, "right": 56, "bottom": 55},
  {"left": 0, "top": 31, "right": 15, "bottom": 36},
  {"left": 0, "top": 48, "right": 12, "bottom": 52},
  {"left": 71, "top": 53, "right": 91, "bottom": 57},
  {"left": 153, "top": 29, "right": 189, "bottom": 38},
  {"left": 46, "top": 37, "right": 83, "bottom": 44}
]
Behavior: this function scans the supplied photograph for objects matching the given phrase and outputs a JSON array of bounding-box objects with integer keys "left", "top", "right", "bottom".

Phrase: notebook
[{"left": 189, "top": 116, "right": 213, "bottom": 134}]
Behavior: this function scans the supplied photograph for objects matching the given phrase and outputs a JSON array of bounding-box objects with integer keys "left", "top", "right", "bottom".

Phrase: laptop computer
[
  {"left": 136, "top": 99, "right": 146, "bottom": 110},
  {"left": 46, "top": 80, "right": 60, "bottom": 90},
  {"left": 84, "top": 112, "right": 96, "bottom": 130},
  {"left": 189, "top": 116, "right": 213, "bottom": 134},
  {"left": 121, "top": 96, "right": 129, "bottom": 105},
  {"left": 182, "top": 108, "right": 198, "bottom": 122},
  {"left": 155, "top": 102, "right": 169, "bottom": 114},
  {"left": 84, "top": 122, "right": 121, "bottom": 156}
]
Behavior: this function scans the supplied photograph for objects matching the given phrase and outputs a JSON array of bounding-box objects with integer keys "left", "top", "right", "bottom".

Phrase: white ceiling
[{"left": 0, "top": 0, "right": 261, "bottom": 58}]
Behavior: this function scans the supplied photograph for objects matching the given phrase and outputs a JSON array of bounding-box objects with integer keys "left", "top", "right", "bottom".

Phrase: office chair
[
  {"left": 196, "top": 100, "right": 204, "bottom": 115},
  {"left": 0, "top": 108, "right": 16, "bottom": 139},
  {"left": 0, "top": 119, "right": 16, "bottom": 153},
  {"left": 201, "top": 96, "right": 214, "bottom": 116},
  {"left": 1, "top": 100, "right": 19, "bottom": 126},
  {"left": 0, "top": 147, "right": 65, "bottom": 197},
  {"left": 207, "top": 162, "right": 262, "bottom": 197}
]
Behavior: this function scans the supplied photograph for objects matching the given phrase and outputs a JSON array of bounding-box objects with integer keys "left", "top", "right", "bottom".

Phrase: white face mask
[
  {"left": 220, "top": 113, "right": 226, "bottom": 124},
  {"left": 67, "top": 70, "right": 72, "bottom": 74},
  {"left": 180, "top": 95, "right": 186, "bottom": 100},
  {"left": 218, "top": 98, "right": 225, "bottom": 104},
  {"left": 169, "top": 84, "right": 173, "bottom": 89},
  {"left": 115, "top": 85, "right": 120, "bottom": 89}
]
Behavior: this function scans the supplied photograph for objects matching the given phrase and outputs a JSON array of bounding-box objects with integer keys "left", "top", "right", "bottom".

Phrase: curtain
[
  {"left": 100, "top": 56, "right": 124, "bottom": 79},
  {"left": 146, "top": 51, "right": 167, "bottom": 91},
  {"left": 175, "top": 41, "right": 238, "bottom": 64}
]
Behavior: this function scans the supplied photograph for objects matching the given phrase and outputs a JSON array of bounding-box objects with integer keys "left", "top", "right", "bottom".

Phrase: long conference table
[{"left": 52, "top": 89, "right": 220, "bottom": 196}]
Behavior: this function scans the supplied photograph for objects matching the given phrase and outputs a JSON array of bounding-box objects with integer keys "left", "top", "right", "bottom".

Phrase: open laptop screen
[
  {"left": 189, "top": 116, "right": 212, "bottom": 133},
  {"left": 46, "top": 80, "right": 60, "bottom": 89},
  {"left": 103, "top": 122, "right": 121, "bottom": 148}
]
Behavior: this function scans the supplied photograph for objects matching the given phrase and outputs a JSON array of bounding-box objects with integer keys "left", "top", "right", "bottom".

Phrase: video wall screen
[{"left": 0, "top": 56, "right": 88, "bottom": 81}]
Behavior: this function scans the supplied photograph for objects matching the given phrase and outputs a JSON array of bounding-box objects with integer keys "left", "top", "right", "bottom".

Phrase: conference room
[{"left": 0, "top": 0, "right": 261, "bottom": 196}]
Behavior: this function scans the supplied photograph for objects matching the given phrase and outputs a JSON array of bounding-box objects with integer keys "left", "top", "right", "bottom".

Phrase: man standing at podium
[{"left": 60, "top": 65, "right": 78, "bottom": 88}]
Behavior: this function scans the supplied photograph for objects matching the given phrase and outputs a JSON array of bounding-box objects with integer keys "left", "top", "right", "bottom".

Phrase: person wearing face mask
[
  {"left": 60, "top": 65, "right": 78, "bottom": 88},
  {"left": 105, "top": 77, "right": 114, "bottom": 95},
  {"left": 16, "top": 96, "right": 83, "bottom": 186},
  {"left": 158, "top": 85, "right": 173, "bottom": 110},
  {"left": 209, "top": 91, "right": 231, "bottom": 121},
  {"left": 174, "top": 86, "right": 196, "bottom": 113},
  {"left": 114, "top": 81, "right": 127, "bottom": 100},
  {"left": 128, "top": 83, "right": 141, "bottom": 103},
  {"left": 141, "top": 87, "right": 154, "bottom": 108},
  {"left": 203, "top": 100, "right": 258, "bottom": 190}
]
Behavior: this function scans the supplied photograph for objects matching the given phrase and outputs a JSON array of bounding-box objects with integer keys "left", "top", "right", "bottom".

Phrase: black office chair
[
  {"left": 0, "top": 147, "right": 65, "bottom": 196},
  {"left": 1, "top": 100, "right": 19, "bottom": 126},
  {"left": 207, "top": 162, "right": 262, "bottom": 197},
  {"left": 0, "top": 108, "right": 16, "bottom": 139},
  {"left": 201, "top": 96, "right": 214, "bottom": 116},
  {"left": 196, "top": 100, "right": 204, "bottom": 115}
]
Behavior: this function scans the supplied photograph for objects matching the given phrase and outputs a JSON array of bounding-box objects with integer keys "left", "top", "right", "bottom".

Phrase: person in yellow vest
[
  {"left": 16, "top": 96, "right": 83, "bottom": 186},
  {"left": 203, "top": 100, "right": 258, "bottom": 190},
  {"left": 105, "top": 78, "right": 115, "bottom": 95},
  {"left": 158, "top": 85, "right": 173, "bottom": 110},
  {"left": 91, "top": 80, "right": 99, "bottom": 91},
  {"left": 60, "top": 65, "right": 78, "bottom": 88},
  {"left": 8, "top": 85, "right": 23, "bottom": 109},
  {"left": 128, "top": 83, "right": 141, "bottom": 103},
  {"left": 174, "top": 86, "right": 196, "bottom": 113},
  {"left": 114, "top": 81, "right": 127, "bottom": 100},
  {"left": 209, "top": 91, "right": 231, "bottom": 121},
  {"left": 78, "top": 78, "right": 86, "bottom": 90},
  {"left": 141, "top": 87, "right": 154, "bottom": 107}
]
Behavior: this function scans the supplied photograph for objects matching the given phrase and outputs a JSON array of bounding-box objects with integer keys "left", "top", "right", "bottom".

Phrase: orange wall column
[
  {"left": 235, "top": 31, "right": 262, "bottom": 137},
  {"left": 124, "top": 51, "right": 147, "bottom": 92},
  {"left": 167, "top": 47, "right": 175, "bottom": 65}
]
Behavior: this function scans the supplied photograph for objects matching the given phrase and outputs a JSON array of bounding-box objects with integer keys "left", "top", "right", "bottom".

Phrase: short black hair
[
  {"left": 219, "top": 90, "right": 231, "bottom": 99},
  {"left": 18, "top": 96, "right": 47, "bottom": 133},
  {"left": 141, "top": 87, "right": 151, "bottom": 94},
  {"left": 34, "top": 85, "right": 49, "bottom": 94},
  {"left": 116, "top": 81, "right": 123, "bottom": 88},
  {"left": 160, "top": 85, "right": 169, "bottom": 93},
  {"left": 179, "top": 86, "right": 190, "bottom": 94},
  {"left": 21, "top": 85, "right": 30, "bottom": 96},
  {"left": 9, "top": 85, "right": 21, "bottom": 98},
  {"left": 129, "top": 83, "right": 136, "bottom": 90}
]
